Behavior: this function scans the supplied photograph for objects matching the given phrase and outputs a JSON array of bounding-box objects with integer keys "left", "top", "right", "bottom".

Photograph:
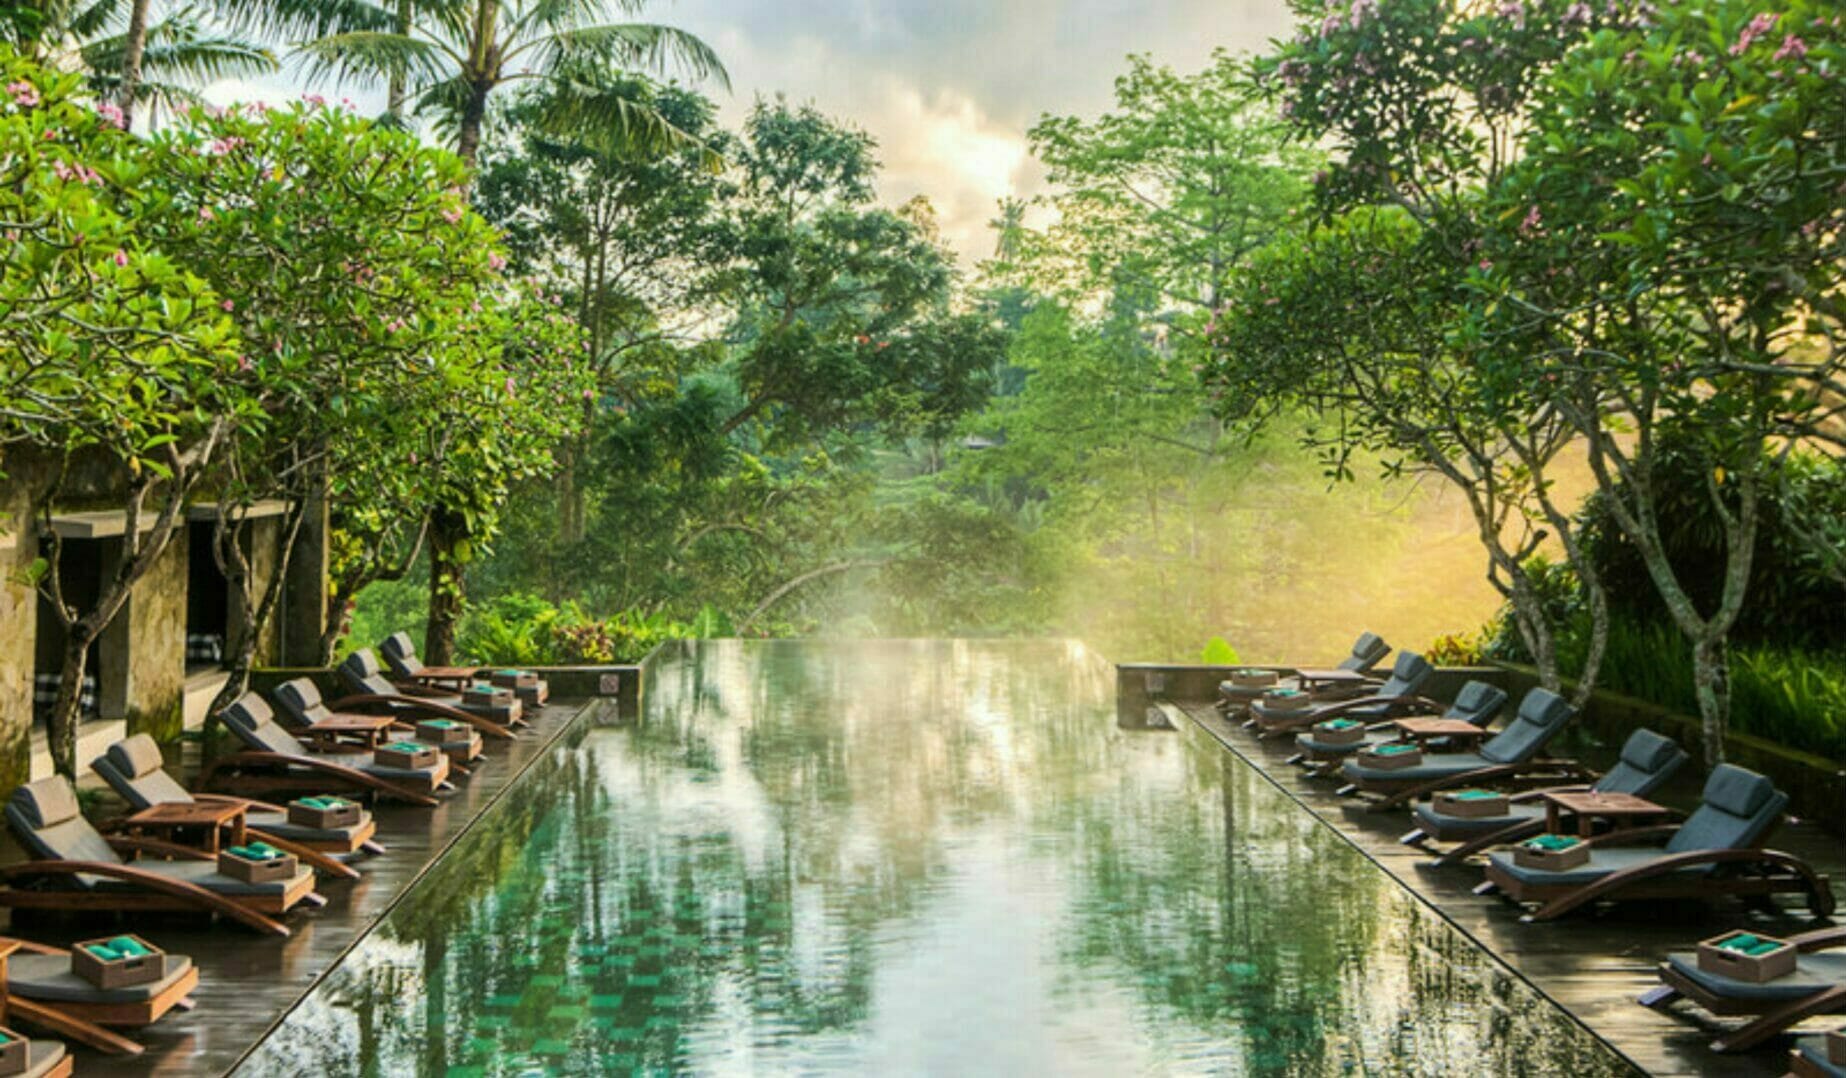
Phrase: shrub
[{"left": 1424, "top": 631, "right": 1484, "bottom": 667}]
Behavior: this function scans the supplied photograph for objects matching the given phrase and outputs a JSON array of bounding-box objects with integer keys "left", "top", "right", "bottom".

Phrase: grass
[{"left": 1557, "top": 618, "right": 1846, "bottom": 762}]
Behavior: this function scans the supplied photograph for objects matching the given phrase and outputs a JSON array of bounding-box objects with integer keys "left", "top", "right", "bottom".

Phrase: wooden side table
[
  {"left": 124, "top": 802, "right": 248, "bottom": 854},
  {"left": 1392, "top": 717, "right": 1492, "bottom": 745},
  {"left": 299, "top": 715, "right": 398, "bottom": 752},
  {"left": 1538, "top": 791, "right": 1673, "bottom": 837}
]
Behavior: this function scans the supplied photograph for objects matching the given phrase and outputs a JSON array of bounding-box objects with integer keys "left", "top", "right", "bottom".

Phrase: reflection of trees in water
[{"left": 246, "top": 641, "right": 1630, "bottom": 1076}]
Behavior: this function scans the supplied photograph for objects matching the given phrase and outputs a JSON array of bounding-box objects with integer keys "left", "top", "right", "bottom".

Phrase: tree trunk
[
  {"left": 47, "top": 637, "right": 92, "bottom": 782},
  {"left": 1691, "top": 635, "right": 1731, "bottom": 770},
  {"left": 455, "top": 86, "right": 490, "bottom": 168},
  {"left": 117, "top": 0, "right": 152, "bottom": 131},
  {"left": 386, "top": 0, "right": 412, "bottom": 119},
  {"left": 425, "top": 508, "right": 468, "bottom": 664}
]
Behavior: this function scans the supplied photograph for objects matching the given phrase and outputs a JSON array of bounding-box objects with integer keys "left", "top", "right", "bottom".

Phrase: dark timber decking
[
  {"left": 0, "top": 695, "right": 616, "bottom": 1077},
  {"left": 1174, "top": 698, "right": 1846, "bottom": 1078}
]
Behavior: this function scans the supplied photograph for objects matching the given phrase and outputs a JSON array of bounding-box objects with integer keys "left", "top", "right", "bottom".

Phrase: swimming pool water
[{"left": 238, "top": 640, "right": 1633, "bottom": 1075}]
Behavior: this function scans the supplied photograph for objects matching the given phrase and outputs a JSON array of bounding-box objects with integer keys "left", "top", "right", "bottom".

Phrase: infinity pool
[{"left": 238, "top": 640, "right": 1632, "bottom": 1075}]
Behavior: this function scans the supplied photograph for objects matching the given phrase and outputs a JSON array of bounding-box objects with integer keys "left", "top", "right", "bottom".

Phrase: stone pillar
[
  {"left": 280, "top": 469, "right": 330, "bottom": 666},
  {"left": 117, "top": 530, "right": 188, "bottom": 740},
  {"left": 0, "top": 473, "right": 38, "bottom": 793}
]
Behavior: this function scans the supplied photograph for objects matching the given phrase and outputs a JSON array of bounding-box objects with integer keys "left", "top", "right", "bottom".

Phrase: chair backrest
[
  {"left": 1592, "top": 728, "right": 1689, "bottom": 796},
  {"left": 221, "top": 693, "right": 313, "bottom": 757},
  {"left": 5, "top": 777, "right": 122, "bottom": 870},
  {"left": 91, "top": 735, "right": 193, "bottom": 810},
  {"left": 1375, "top": 651, "right": 1433, "bottom": 699},
  {"left": 339, "top": 649, "right": 396, "bottom": 697},
  {"left": 1478, "top": 688, "right": 1575, "bottom": 765},
  {"left": 272, "top": 677, "right": 335, "bottom": 728},
  {"left": 1338, "top": 632, "right": 1391, "bottom": 673},
  {"left": 379, "top": 632, "right": 423, "bottom": 679},
  {"left": 1666, "top": 764, "right": 1788, "bottom": 854},
  {"left": 1443, "top": 681, "right": 1509, "bottom": 727}
]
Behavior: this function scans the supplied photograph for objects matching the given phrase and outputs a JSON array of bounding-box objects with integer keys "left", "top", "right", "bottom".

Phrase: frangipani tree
[
  {"left": 141, "top": 97, "right": 515, "bottom": 704},
  {"left": 0, "top": 49, "right": 251, "bottom": 776},
  {"left": 1466, "top": 0, "right": 1846, "bottom": 761}
]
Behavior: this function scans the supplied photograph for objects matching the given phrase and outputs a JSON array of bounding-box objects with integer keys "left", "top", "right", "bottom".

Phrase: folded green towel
[
  {"left": 385, "top": 741, "right": 427, "bottom": 753},
  {"left": 85, "top": 943, "right": 120, "bottom": 961},
  {"left": 229, "top": 842, "right": 283, "bottom": 861},
  {"left": 1452, "top": 790, "right": 1501, "bottom": 801},
  {"left": 0, "top": 1031, "right": 12, "bottom": 1043},
  {"left": 1373, "top": 744, "right": 1417, "bottom": 756},
  {"left": 107, "top": 936, "right": 152, "bottom": 957},
  {"left": 299, "top": 795, "right": 352, "bottom": 810},
  {"left": 1716, "top": 933, "right": 1784, "bottom": 956},
  {"left": 1523, "top": 834, "right": 1581, "bottom": 852},
  {"left": 423, "top": 719, "right": 458, "bottom": 729},
  {"left": 1269, "top": 688, "right": 1304, "bottom": 699},
  {"left": 466, "top": 683, "right": 495, "bottom": 694},
  {"left": 496, "top": 668, "right": 524, "bottom": 677},
  {"left": 1322, "top": 719, "right": 1360, "bottom": 730}
]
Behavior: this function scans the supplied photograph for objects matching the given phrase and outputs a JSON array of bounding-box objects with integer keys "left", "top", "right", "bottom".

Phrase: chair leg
[
  {"left": 1637, "top": 985, "right": 1679, "bottom": 1008},
  {"left": 1335, "top": 784, "right": 1358, "bottom": 797},
  {"left": 1284, "top": 752, "right": 1305, "bottom": 766},
  {"left": 1398, "top": 828, "right": 1428, "bottom": 848},
  {"left": 1472, "top": 880, "right": 1499, "bottom": 896}
]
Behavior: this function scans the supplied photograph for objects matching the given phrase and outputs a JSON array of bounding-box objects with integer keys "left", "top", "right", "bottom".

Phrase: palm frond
[
  {"left": 68, "top": 0, "right": 123, "bottom": 40},
  {"left": 214, "top": 0, "right": 397, "bottom": 40},
  {"left": 537, "top": 74, "right": 723, "bottom": 170},
  {"left": 529, "top": 23, "right": 729, "bottom": 92},
  {"left": 79, "top": 10, "right": 277, "bottom": 84},
  {"left": 294, "top": 29, "right": 452, "bottom": 89}
]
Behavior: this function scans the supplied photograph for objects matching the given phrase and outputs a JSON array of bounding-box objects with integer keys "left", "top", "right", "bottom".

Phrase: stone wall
[{"left": 114, "top": 528, "right": 189, "bottom": 740}]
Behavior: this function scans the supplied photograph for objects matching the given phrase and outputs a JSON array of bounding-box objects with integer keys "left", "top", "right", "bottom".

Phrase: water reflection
[{"left": 238, "top": 640, "right": 1631, "bottom": 1076}]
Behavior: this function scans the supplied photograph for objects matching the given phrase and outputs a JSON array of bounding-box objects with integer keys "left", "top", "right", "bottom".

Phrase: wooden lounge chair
[
  {"left": 197, "top": 693, "right": 450, "bottom": 807},
  {"left": 1790, "top": 1029, "right": 1846, "bottom": 1076},
  {"left": 0, "top": 947, "right": 72, "bottom": 1074},
  {"left": 1290, "top": 679, "right": 1508, "bottom": 771},
  {"left": 1335, "top": 687, "right": 1587, "bottom": 806},
  {"left": 272, "top": 678, "right": 480, "bottom": 774},
  {"left": 3, "top": 934, "right": 196, "bottom": 1043},
  {"left": 381, "top": 631, "right": 549, "bottom": 707},
  {"left": 1479, "top": 764, "right": 1835, "bottom": 921},
  {"left": 94, "top": 735, "right": 380, "bottom": 863},
  {"left": 1216, "top": 631, "right": 1392, "bottom": 715},
  {"left": 335, "top": 649, "right": 523, "bottom": 736},
  {"left": 0, "top": 778, "right": 317, "bottom": 937},
  {"left": 1248, "top": 651, "right": 1436, "bottom": 739},
  {"left": 1640, "top": 925, "right": 1846, "bottom": 1053},
  {"left": 1400, "top": 727, "right": 1689, "bottom": 865}
]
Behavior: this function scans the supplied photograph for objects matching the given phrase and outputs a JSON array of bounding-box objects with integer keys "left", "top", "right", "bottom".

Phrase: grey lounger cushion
[
  {"left": 8, "top": 952, "right": 193, "bottom": 1004},
  {"left": 94, "top": 858, "right": 309, "bottom": 897},
  {"left": 1413, "top": 800, "right": 1547, "bottom": 837},
  {"left": 223, "top": 694, "right": 444, "bottom": 785},
  {"left": 1663, "top": 951, "right": 1846, "bottom": 1004},
  {"left": 97, "top": 734, "right": 370, "bottom": 846},
  {"left": 1485, "top": 845, "right": 1711, "bottom": 887},
  {"left": 16, "top": 1040, "right": 66, "bottom": 1078},
  {"left": 1795, "top": 1035, "right": 1846, "bottom": 1077},
  {"left": 1298, "top": 679, "right": 1506, "bottom": 756}
]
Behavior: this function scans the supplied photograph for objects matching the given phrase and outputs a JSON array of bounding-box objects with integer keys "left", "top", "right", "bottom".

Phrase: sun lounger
[
  {"left": 2, "top": 933, "right": 196, "bottom": 1043},
  {"left": 0, "top": 963, "right": 71, "bottom": 1075},
  {"left": 0, "top": 778, "right": 317, "bottom": 937},
  {"left": 1479, "top": 764, "right": 1835, "bottom": 921},
  {"left": 1216, "top": 631, "right": 1391, "bottom": 715},
  {"left": 94, "top": 735, "right": 379, "bottom": 863},
  {"left": 1640, "top": 925, "right": 1846, "bottom": 1053},
  {"left": 381, "top": 631, "right": 549, "bottom": 707},
  {"left": 1400, "top": 727, "right": 1690, "bottom": 864},
  {"left": 335, "top": 649, "right": 522, "bottom": 737},
  {"left": 1790, "top": 1030, "right": 1846, "bottom": 1076},
  {"left": 272, "top": 678, "right": 479, "bottom": 775},
  {"left": 1291, "top": 679, "right": 1508, "bottom": 770},
  {"left": 1248, "top": 651, "right": 1436, "bottom": 738},
  {"left": 1335, "top": 686, "right": 1587, "bottom": 806},
  {"left": 197, "top": 693, "right": 450, "bottom": 807}
]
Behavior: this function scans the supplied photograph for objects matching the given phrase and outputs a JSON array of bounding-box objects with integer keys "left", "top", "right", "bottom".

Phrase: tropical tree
[
  {"left": 0, "top": 49, "right": 251, "bottom": 775},
  {"left": 141, "top": 98, "right": 524, "bottom": 700},
  {"left": 279, "top": 0, "right": 728, "bottom": 166}
]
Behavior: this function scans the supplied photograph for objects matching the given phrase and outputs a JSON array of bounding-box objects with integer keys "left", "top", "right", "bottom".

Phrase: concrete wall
[{"left": 116, "top": 529, "right": 189, "bottom": 740}]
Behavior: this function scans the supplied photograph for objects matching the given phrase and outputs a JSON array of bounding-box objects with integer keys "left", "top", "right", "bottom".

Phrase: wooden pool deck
[
  {"left": 1173, "top": 698, "right": 1846, "bottom": 1078},
  {"left": 0, "top": 695, "right": 616, "bottom": 1077}
]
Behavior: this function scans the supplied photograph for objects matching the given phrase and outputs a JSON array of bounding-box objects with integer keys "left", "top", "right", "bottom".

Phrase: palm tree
[
  {"left": 989, "top": 197, "right": 1026, "bottom": 262},
  {"left": 265, "top": 0, "right": 727, "bottom": 166},
  {"left": 6, "top": 2, "right": 277, "bottom": 130}
]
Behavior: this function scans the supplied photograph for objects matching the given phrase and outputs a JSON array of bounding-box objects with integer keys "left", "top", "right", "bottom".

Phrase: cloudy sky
[{"left": 207, "top": 0, "right": 1295, "bottom": 263}]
